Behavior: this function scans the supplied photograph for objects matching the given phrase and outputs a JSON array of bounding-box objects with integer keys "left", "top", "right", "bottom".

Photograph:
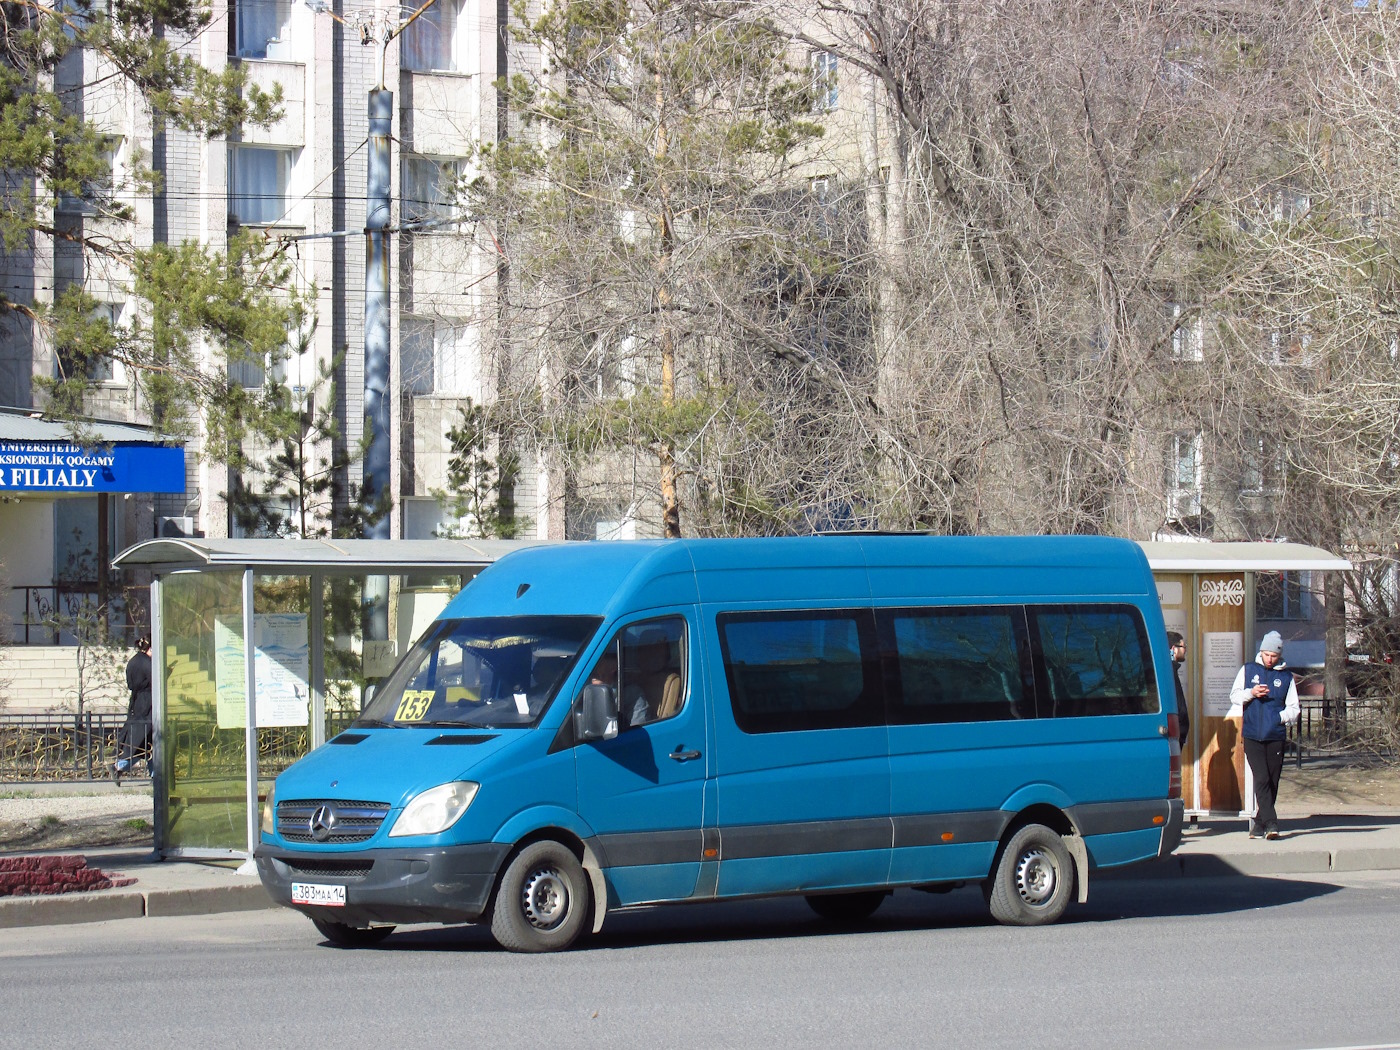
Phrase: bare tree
[{"left": 780, "top": 0, "right": 1318, "bottom": 534}]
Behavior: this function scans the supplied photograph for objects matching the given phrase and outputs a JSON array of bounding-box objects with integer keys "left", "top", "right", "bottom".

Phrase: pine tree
[
  {"left": 471, "top": 0, "right": 849, "bottom": 537},
  {"left": 3, "top": 0, "right": 307, "bottom": 446}
]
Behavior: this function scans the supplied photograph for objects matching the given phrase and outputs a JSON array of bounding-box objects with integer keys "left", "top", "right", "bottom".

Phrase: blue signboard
[{"left": 0, "top": 440, "right": 185, "bottom": 493}]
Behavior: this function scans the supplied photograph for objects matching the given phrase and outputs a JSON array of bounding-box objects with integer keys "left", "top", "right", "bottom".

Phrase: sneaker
[
  {"left": 1265, "top": 825, "right": 1280, "bottom": 840},
  {"left": 1248, "top": 822, "right": 1261, "bottom": 839}
]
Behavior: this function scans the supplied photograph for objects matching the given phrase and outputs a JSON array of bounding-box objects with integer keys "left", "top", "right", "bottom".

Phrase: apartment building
[{"left": 0, "top": 0, "right": 554, "bottom": 712}]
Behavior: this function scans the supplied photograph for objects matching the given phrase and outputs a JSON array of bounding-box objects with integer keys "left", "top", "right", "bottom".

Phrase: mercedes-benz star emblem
[{"left": 309, "top": 804, "right": 336, "bottom": 842}]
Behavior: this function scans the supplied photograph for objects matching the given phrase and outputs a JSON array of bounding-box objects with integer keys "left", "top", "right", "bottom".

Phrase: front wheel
[
  {"left": 804, "top": 891, "right": 887, "bottom": 923},
  {"left": 986, "top": 823, "right": 1074, "bottom": 926},
  {"left": 489, "top": 840, "right": 591, "bottom": 953},
  {"left": 311, "top": 917, "right": 395, "bottom": 947}
]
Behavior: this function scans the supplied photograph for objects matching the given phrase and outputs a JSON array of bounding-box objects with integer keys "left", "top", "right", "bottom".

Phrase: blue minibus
[{"left": 255, "top": 535, "right": 1184, "bottom": 951}]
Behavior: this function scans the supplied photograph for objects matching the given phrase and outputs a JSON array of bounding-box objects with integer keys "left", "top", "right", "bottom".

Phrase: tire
[
  {"left": 986, "top": 823, "right": 1074, "bottom": 927},
  {"left": 805, "top": 890, "right": 887, "bottom": 923},
  {"left": 489, "top": 840, "right": 591, "bottom": 953},
  {"left": 311, "top": 917, "right": 395, "bottom": 947}
]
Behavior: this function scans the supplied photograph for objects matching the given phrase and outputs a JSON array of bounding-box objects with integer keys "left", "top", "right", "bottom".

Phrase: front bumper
[{"left": 255, "top": 841, "right": 511, "bottom": 927}]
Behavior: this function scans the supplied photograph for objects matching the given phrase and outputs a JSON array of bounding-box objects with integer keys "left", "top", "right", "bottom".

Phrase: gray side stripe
[
  {"left": 720, "top": 817, "right": 893, "bottom": 860},
  {"left": 585, "top": 799, "right": 1168, "bottom": 869},
  {"left": 1067, "top": 799, "right": 1170, "bottom": 837},
  {"left": 892, "top": 810, "right": 1010, "bottom": 848},
  {"left": 594, "top": 829, "right": 702, "bottom": 868}
]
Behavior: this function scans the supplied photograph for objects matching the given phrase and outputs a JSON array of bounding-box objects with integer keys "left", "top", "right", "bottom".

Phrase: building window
[
  {"left": 1261, "top": 185, "right": 1312, "bottom": 224},
  {"left": 1162, "top": 35, "right": 1196, "bottom": 92},
  {"left": 1264, "top": 317, "right": 1313, "bottom": 366},
  {"left": 400, "top": 0, "right": 464, "bottom": 72},
  {"left": 86, "top": 301, "right": 125, "bottom": 383},
  {"left": 1256, "top": 570, "right": 1311, "bottom": 621},
  {"left": 1166, "top": 302, "right": 1203, "bottom": 361},
  {"left": 1241, "top": 431, "right": 1286, "bottom": 494},
  {"left": 400, "top": 315, "right": 480, "bottom": 397},
  {"left": 402, "top": 155, "right": 461, "bottom": 228},
  {"left": 1165, "top": 430, "right": 1203, "bottom": 518},
  {"left": 234, "top": 0, "right": 293, "bottom": 59},
  {"left": 810, "top": 50, "right": 838, "bottom": 113},
  {"left": 228, "top": 145, "right": 294, "bottom": 226},
  {"left": 56, "top": 137, "right": 121, "bottom": 215},
  {"left": 53, "top": 299, "right": 127, "bottom": 384}
]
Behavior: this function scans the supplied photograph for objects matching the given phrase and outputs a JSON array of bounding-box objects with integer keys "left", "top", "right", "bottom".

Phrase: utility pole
[{"left": 302, "top": 0, "right": 439, "bottom": 642}]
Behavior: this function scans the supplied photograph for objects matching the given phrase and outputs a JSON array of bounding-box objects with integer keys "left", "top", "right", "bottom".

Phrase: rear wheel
[
  {"left": 311, "top": 917, "right": 395, "bottom": 947},
  {"left": 804, "top": 890, "right": 887, "bottom": 923},
  {"left": 489, "top": 840, "right": 590, "bottom": 953},
  {"left": 986, "top": 823, "right": 1074, "bottom": 926}
]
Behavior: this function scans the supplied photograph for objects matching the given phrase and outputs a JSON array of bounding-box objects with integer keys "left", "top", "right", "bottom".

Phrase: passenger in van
[
  {"left": 586, "top": 650, "right": 649, "bottom": 730},
  {"left": 626, "top": 630, "right": 678, "bottom": 727}
]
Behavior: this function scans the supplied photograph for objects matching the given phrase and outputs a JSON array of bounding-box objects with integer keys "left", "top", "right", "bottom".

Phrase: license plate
[{"left": 291, "top": 882, "right": 347, "bottom": 907}]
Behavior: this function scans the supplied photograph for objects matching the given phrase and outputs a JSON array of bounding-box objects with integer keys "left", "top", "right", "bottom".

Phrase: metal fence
[
  {"left": 1, "top": 713, "right": 362, "bottom": 784},
  {"left": 0, "top": 712, "right": 127, "bottom": 783},
  {"left": 1291, "top": 696, "right": 1396, "bottom": 761}
]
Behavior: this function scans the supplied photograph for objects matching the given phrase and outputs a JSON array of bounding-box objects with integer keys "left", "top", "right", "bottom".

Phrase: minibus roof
[{"left": 440, "top": 534, "right": 1157, "bottom": 621}]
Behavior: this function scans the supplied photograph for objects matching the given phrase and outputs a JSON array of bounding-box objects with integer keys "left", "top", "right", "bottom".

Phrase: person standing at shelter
[
  {"left": 1166, "top": 631, "right": 1190, "bottom": 749},
  {"left": 1227, "top": 631, "right": 1299, "bottom": 839},
  {"left": 111, "top": 635, "right": 152, "bottom": 786}
]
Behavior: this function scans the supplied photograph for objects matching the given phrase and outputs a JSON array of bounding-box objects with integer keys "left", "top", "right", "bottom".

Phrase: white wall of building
[{"left": 0, "top": 498, "right": 57, "bottom": 636}]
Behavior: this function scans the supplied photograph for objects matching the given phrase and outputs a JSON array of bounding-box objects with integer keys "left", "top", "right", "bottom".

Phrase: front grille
[
  {"left": 285, "top": 859, "right": 374, "bottom": 879},
  {"left": 278, "top": 799, "right": 391, "bottom": 844}
]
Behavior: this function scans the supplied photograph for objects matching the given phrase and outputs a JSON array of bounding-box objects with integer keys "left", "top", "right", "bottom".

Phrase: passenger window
[
  {"left": 1030, "top": 605, "right": 1159, "bottom": 717},
  {"left": 717, "top": 610, "right": 881, "bottom": 733},
  {"left": 882, "top": 607, "right": 1035, "bottom": 722},
  {"left": 578, "top": 616, "right": 687, "bottom": 733}
]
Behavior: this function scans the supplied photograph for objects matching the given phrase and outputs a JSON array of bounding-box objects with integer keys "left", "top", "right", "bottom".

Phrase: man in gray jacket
[{"left": 1227, "top": 631, "right": 1300, "bottom": 840}]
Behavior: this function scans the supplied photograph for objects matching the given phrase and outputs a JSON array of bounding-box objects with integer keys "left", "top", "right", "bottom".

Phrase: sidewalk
[
  {"left": 4, "top": 807, "right": 1400, "bottom": 930},
  {"left": 0, "top": 847, "right": 274, "bottom": 929}
]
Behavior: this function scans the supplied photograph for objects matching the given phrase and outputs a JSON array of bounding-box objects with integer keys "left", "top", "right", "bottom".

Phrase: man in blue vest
[{"left": 1227, "top": 631, "right": 1300, "bottom": 839}]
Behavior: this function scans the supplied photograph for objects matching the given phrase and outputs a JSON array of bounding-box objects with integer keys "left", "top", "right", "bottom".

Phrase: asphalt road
[{"left": 3, "top": 873, "right": 1399, "bottom": 1050}]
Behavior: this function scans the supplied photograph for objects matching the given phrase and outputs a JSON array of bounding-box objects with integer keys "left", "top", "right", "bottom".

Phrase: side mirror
[
  {"left": 363, "top": 682, "right": 377, "bottom": 705},
  {"left": 575, "top": 683, "right": 618, "bottom": 742}
]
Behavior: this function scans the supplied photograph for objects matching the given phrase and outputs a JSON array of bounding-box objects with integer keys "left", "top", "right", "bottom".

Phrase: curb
[
  {"left": 1101, "top": 846, "right": 1400, "bottom": 880},
  {"left": 0, "top": 882, "right": 276, "bottom": 929}
]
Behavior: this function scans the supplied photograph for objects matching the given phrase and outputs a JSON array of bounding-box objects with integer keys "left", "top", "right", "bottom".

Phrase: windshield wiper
[
  {"left": 412, "top": 719, "right": 496, "bottom": 730},
  {"left": 351, "top": 717, "right": 394, "bottom": 729}
]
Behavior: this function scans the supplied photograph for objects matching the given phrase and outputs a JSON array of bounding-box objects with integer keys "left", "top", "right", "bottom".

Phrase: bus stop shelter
[
  {"left": 1137, "top": 541, "right": 1352, "bottom": 815},
  {"left": 111, "top": 537, "right": 540, "bottom": 865}
]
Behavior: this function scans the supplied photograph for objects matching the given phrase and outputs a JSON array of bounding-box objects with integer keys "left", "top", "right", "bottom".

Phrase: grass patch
[
  {"left": 39, "top": 814, "right": 64, "bottom": 828},
  {"left": 122, "top": 818, "right": 152, "bottom": 831}
]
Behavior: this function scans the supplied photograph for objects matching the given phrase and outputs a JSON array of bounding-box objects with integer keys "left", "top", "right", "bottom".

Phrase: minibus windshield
[{"left": 355, "top": 616, "right": 602, "bottom": 729}]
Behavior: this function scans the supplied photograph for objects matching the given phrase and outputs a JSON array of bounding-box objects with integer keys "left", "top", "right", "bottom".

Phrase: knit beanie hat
[{"left": 1259, "top": 630, "right": 1284, "bottom": 654}]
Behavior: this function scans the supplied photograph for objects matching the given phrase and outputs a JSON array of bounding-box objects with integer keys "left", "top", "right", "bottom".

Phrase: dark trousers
[
  {"left": 117, "top": 719, "right": 152, "bottom": 772},
  {"left": 1244, "top": 737, "right": 1285, "bottom": 830}
]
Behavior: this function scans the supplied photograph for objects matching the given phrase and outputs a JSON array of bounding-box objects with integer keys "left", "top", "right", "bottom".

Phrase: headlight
[
  {"left": 389, "top": 781, "right": 479, "bottom": 837},
  {"left": 261, "top": 784, "right": 276, "bottom": 835}
]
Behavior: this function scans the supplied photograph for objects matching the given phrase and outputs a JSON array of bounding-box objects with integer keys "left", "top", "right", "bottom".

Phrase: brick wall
[{"left": 0, "top": 645, "right": 128, "bottom": 716}]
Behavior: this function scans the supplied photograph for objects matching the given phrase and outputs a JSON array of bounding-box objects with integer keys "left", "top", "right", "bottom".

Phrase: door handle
[{"left": 669, "top": 748, "right": 701, "bottom": 762}]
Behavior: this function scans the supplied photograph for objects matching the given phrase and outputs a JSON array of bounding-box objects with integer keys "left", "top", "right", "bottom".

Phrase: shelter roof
[
  {"left": 112, "top": 537, "right": 550, "bottom": 573},
  {"left": 1136, "top": 540, "right": 1350, "bottom": 572},
  {"left": 113, "top": 536, "right": 1352, "bottom": 575}
]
